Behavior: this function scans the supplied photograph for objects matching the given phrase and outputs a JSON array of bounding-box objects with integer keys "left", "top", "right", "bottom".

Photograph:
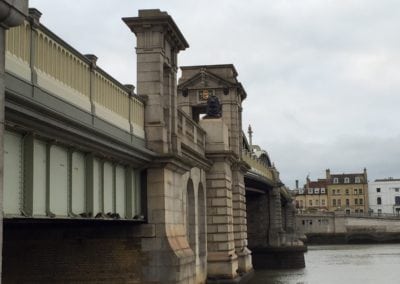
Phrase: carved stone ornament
[{"left": 204, "top": 95, "right": 221, "bottom": 118}]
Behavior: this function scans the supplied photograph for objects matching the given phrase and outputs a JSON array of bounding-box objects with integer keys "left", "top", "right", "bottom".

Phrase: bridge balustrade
[
  {"left": 5, "top": 19, "right": 144, "bottom": 138},
  {"left": 177, "top": 109, "right": 206, "bottom": 155},
  {"left": 242, "top": 149, "right": 276, "bottom": 183}
]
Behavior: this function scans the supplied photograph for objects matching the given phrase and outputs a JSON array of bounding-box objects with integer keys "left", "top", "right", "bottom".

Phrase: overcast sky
[{"left": 30, "top": 0, "right": 400, "bottom": 188}]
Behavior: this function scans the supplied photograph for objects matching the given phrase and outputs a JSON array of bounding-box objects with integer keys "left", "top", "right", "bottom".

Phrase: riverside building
[
  {"left": 369, "top": 178, "right": 400, "bottom": 215},
  {"left": 326, "top": 169, "right": 369, "bottom": 213}
]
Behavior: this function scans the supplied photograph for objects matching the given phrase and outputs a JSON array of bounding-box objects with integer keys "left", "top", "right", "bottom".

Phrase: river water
[{"left": 248, "top": 244, "right": 400, "bottom": 284}]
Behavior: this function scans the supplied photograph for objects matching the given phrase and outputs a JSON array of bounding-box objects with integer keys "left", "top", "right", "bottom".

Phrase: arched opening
[
  {"left": 198, "top": 183, "right": 206, "bottom": 260},
  {"left": 186, "top": 179, "right": 196, "bottom": 252}
]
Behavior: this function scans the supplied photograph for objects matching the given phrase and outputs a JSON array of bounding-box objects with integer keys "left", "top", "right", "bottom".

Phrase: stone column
[
  {"left": 200, "top": 118, "right": 239, "bottom": 281},
  {"left": 0, "top": 0, "right": 28, "bottom": 278},
  {"left": 285, "top": 201, "right": 295, "bottom": 234},
  {"left": 124, "top": 10, "right": 196, "bottom": 283},
  {"left": 268, "top": 187, "right": 284, "bottom": 247},
  {"left": 231, "top": 162, "right": 252, "bottom": 273},
  {"left": 124, "top": 9, "right": 188, "bottom": 154}
]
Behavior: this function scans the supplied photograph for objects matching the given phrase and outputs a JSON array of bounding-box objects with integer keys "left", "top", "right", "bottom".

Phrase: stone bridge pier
[
  {"left": 178, "top": 64, "right": 253, "bottom": 282},
  {"left": 246, "top": 184, "right": 306, "bottom": 269}
]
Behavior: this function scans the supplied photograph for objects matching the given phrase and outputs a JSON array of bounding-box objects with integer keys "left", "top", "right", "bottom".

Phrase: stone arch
[
  {"left": 198, "top": 182, "right": 206, "bottom": 259},
  {"left": 186, "top": 178, "right": 196, "bottom": 252}
]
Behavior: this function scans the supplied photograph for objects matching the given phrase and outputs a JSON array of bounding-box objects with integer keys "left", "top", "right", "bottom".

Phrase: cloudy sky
[{"left": 30, "top": 0, "right": 400, "bottom": 188}]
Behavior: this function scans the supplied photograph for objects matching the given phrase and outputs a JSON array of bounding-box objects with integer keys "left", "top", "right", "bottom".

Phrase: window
[
  {"left": 378, "top": 209, "right": 382, "bottom": 214},
  {"left": 346, "top": 199, "right": 350, "bottom": 206},
  {"left": 321, "top": 188, "right": 326, "bottom": 194},
  {"left": 355, "top": 209, "right": 359, "bottom": 213},
  {"left": 376, "top": 188, "right": 381, "bottom": 193},
  {"left": 360, "top": 209, "right": 363, "bottom": 213},
  {"left": 332, "top": 189, "right": 336, "bottom": 195},
  {"left": 359, "top": 198, "right": 363, "bottom": 205},
  {"left": 300, "top": 200, "right": 303, "bottom": 208},
  {"left": 332, "top": 199, "right": 336, "bottom": 206},
  {"left": 337, "top": 189, "right": 341, "bottom": 194},
  {"left": 344, "top": 177, "right": 350, "bottom": 184},
  {"left": 395, "top": 196, "right": 400, "bottom": 205},
  {"left": 308, "top": 188, "right": 313, "bottom": 194},
  {"left": 315, "top": 188, "right": 320, "bottom": 194},
  {"left": 354, "top": 188, "right": 358, "bottom": 194},
  {"left": 333, "top": 178, "right": 339, "bottom": 184},
  {"left": 346, "top": 189, "right": 349, "bottom": 195},
  {"left": 355, "top": 198, "right": 358, "bottom": 205},
  {"left": 355, "top": 177, "right": 361, "bottom": 183},
  {"left": 377, "top": 197, "right": 382, "bottom": 205},
  {"left": 359, "top": 188, "right": 363, "bottom": 194},
  {"left": 396, "top": 188, "right": 400, "bottom": 192},
  {"left": 316, "top": 200, "right": 319, "bottom": 206},
  {"left": 338, "top": 199, "right": 342, "bottom": 206},
  {"left": 309, "top": 200, "right": 313, "bottom": 206},
  {"left": 322, "top": 199, "right": 325, "bottom": 206}
]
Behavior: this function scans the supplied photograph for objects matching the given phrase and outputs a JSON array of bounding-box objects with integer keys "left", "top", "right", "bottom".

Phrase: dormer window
[
  {"left": 321, "top": 188, "right": 326, "bottom": 194},
  {"left": 344, "top": 177, "right": 350, "bottom": 184},
  {"left": 333, "top": 178, "right": 339, "bottom": 184},
  {"left": 315, "top": 188, "right": 320, "bottom": 194},
  {"left": 355, "top": 177, "right": 361, "bottom": 183},
  {"left": 308, "top": 188, "right": 313, "bottom": 194}
]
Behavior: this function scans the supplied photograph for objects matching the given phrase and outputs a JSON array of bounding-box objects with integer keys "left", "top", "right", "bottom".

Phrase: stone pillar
[
  {"left": 231, "top": 162, "right": 252, "bottom": 273},
  {"left": 200, "top": 118, "right": 242, "bottom": 282},
  {"left": 269, "top": 187, "right": 284, "bottom": 247},
  {"left": 0, "top": 0, "right": 28, "bottom": 278},
  {"left": 124, "top": 10, "right": 195, "bottom": 283},
  {"left": 285, "top": 201, "right": 295, "bottom": 234},
  {"left": 124, "top": 9, "right": 188, "bottom": 154}
]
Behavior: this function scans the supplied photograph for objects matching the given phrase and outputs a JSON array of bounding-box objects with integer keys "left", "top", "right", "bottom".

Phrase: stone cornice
[
  {"left": 0, "top": 0, "right": 28, "bottom": 29},
  {"left": 180, "top": 143, "right": 213, "bottom": 171},
  {"left": 148, "top": 153, "right": 194, "bottom": 174},
  {"left": 205, "top": 149, "right": 239, "bottom": 164},
  {"left": 123, "top": 9, "right": 189, "bottom": 51}
]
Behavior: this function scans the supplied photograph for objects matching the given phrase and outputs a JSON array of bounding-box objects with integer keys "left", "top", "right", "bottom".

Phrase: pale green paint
[
  {"left": 103, "top": 161, "right": 114, "bottom": 213},
  {"left": 49, "top": 145, "right": 69, "bottom": 216},
  {"left": 115, "top": 165, "right": 126, "bottom": 218},
  {"left": 71, "top": 151, "right": 85, "bottom": 215},
  {"left": 33, "top": 139, "right": 46, "bottom": 215},
  {"left": 4, "top": 131, "right": 23, "bottom": 215}
]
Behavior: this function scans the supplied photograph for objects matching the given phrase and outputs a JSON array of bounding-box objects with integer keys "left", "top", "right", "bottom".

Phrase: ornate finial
[
  {"left": 200, "top": 68, "right": 207, "bottom": 86},
  {"left": 248, "top": 124, "right": 253, "bottom": 150}
]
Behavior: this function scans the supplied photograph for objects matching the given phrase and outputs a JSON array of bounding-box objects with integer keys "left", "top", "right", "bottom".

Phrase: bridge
[
  {"left": 297, "top": 212, "right": 400, "bottom": 244},
  {"left": 0, "top": 4, "right": 304, "bottom": 283}
]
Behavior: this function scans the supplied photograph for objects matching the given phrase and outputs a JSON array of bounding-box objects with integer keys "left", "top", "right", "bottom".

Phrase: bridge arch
[
  {"left": 186, "top": 178, "right": 196, "bottom": 252},
  {"left": 198, "top": 182, "right": 206, "bottom": 258}
]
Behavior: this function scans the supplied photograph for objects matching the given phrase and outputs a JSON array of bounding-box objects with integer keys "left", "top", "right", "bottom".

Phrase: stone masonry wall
[
  {"left": 246, "top": 193, "right": 270, "bottom": 248},
  {"left": 3, "top": 221, "right": 151, "bottom": 283}
]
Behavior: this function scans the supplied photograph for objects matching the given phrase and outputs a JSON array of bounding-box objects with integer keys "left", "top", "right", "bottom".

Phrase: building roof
[
  {"left": 308, "top": 179, "right": 327, "bottom": 188},
  {"left": 329, "top": 173, "right": 367, "bottom": 184},
  {"left": 374, "top": 178, "right": 400, "bottom": 182}
]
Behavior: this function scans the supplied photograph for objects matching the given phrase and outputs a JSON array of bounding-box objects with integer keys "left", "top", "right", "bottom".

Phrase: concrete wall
[{"left": 297, "top": 214, "right": 400, "bottom": 235}]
